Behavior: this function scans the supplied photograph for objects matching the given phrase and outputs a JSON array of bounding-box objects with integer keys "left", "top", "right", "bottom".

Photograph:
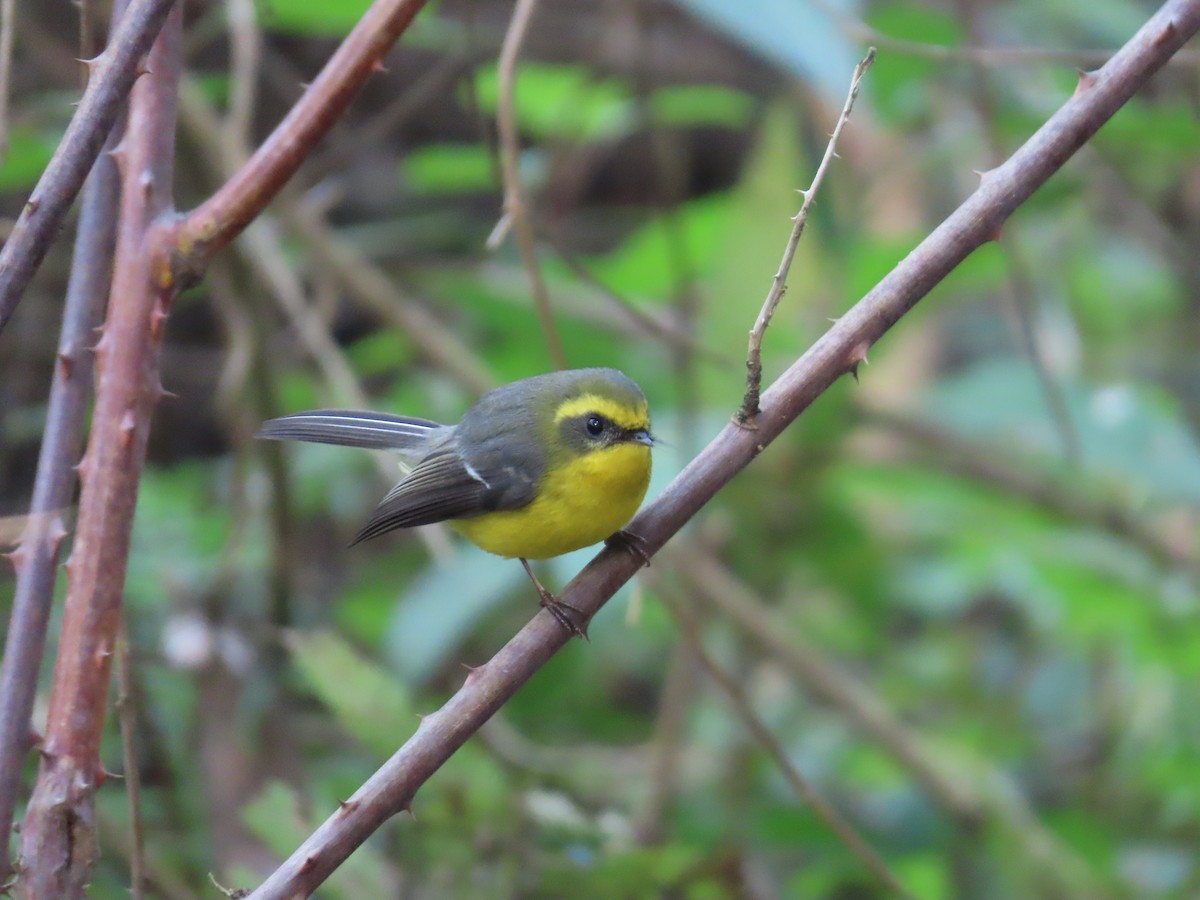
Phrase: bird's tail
[{"left": 256, "top": 409, "right": 445, "bottom": 452}]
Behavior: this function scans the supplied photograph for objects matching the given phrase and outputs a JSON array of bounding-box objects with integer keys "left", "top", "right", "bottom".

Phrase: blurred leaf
[
  {"left": 472, "top": 63, "right": 635, "bottom": 140},
  {"left": 0, "top": 126, "right": 62, "bottom": 192},
  {"left": 403, "top": 143, "right": 497, "bottom": 194},
  {"left": 649, "top": 84, "right": 756, "bottom": 128},
  {"left": 674, "top": 0, "right": 861, "bottom": 105},
  {"left": 287, "top": 628, "right": 418, "bottom": 758},
  {"left": 384, "top": 546, "right": 522, "bottom": 683}
]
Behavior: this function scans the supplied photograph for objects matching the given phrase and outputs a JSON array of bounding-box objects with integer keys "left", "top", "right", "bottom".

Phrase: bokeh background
[{"left": 2, "top": 0, "right": 1199, "bottom": 897}]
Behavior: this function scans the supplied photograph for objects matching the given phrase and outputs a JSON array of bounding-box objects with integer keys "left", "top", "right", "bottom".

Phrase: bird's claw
[{"left": 606, "top": 529, "right": 651, "bottom": 568}]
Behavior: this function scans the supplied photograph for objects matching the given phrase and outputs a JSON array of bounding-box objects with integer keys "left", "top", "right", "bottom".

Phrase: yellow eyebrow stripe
[{"left": 554, "top": 394, "right": 649, "bottom": 431}]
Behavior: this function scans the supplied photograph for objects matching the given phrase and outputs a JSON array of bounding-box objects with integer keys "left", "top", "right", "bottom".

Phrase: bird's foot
[
  {"left": 521, "top": 558, "right": 590, "bottom": 639},
  {"left": 606, "top": 529, "right": 651, "bottom": 568}
]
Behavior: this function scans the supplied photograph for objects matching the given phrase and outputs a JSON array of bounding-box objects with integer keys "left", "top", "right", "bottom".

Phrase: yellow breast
[{"left": 453, "top": 442, "right": 652, "bottom": 560}]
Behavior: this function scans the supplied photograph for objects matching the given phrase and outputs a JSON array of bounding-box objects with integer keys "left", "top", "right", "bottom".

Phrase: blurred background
[{"left": 2, "top": 0, "right": 1199, "bottom": 897}]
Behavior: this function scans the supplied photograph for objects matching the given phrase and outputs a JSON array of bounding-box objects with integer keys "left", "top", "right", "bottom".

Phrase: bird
[{"left": 257, "top": 368, "right": 655, "bottom": 634}]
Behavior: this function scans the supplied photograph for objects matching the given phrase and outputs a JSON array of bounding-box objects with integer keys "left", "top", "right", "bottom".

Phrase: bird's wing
[
  {"left": 257, "top": 409, "right": 444, "bottom": 452},
  {"left": 351, "top": 442, "right": 535, "bottom": 543}
]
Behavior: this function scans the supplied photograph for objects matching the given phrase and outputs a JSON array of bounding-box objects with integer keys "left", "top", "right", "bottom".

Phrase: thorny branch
[
  {"left": 246, "top": 3, "right": 1200, "bottom": 896},
  {"left": 738, "top": 47, "right": 875, "bottom": 423}
]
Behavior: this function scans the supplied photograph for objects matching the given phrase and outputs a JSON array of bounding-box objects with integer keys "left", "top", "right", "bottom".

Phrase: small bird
[{"left": 257, "top": 368, "right": 655, "bottom": 633}]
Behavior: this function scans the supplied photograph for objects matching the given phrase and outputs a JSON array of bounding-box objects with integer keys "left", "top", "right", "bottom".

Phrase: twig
[
  {"left": 114, "top": 618, "right": 146, "bottom": 900},
  {"left": 0, "top": 0, "right": 176, "bottom": 333},
  {"left": 661, "top": 590, "right": 912, "bottom": 898},
  {"left": 738, "top": 48, "right": 875, "bottom": 423},
  {"left": 0, "top": 1, "right": 128, "bottom": 874},
  {"left": 224, "top": 0, "right": 261, "bottom": 149},
  {"left": 16, "top": 7, "right": 183, "bottom": 894},
  {"left": 244, "top": 4, "right": 1200, "bottom": 894},
  {"left": 491, "top": 0, "right": 568, "bottom": 370},
  {"left": 0, "top": 0, "right": 14, "bottom": 160}
]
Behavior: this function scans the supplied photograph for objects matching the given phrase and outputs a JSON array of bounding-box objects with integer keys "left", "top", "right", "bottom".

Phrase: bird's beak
[{"left": 632, "top": 429, "right": 656, "bottom": 446}]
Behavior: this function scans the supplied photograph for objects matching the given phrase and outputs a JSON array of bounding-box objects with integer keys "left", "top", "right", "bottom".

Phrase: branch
[
  {"left": 15, "top": 6, "right": 182, "bottom": 895},
  {"left": 738, "top": 48, "right": 875, "bottom": 422},
  {"left": 491, "top": 0, "right": 568, "bottom": 370},
  {"left": 0, "top": 0, "right": 129, "bottom": 872},
  {"left": 0, "top": 0, "right": 175, "bottom": 333},
  {"left": 171, "top": 0, "right": 430, "bottom": 279},
  {"left": 246, "top": 2, "right": 1200, "bottom": 895}
]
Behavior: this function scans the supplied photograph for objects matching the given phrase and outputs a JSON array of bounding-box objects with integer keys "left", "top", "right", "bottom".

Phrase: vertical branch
[
  {"left": 0, "top": 0, "right": 130, "bottom": 872},
  {"left": 15, "top": 5, "right": 182, "bottom": 896},
  {"left": 0, "top": 0, "right": 14, "bottom": 158},
  {"left": 492, "top": 0, "right": 568, "bottom": 370}
]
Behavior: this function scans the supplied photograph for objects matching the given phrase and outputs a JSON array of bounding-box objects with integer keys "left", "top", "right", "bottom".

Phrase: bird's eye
[{"left": 585, "top": 415, "right": 604, "bottom": 436}]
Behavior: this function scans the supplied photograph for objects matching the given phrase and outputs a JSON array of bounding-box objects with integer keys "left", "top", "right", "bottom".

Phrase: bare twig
[
  {"left": 224, "top": 0, "right": 261, "bottom": 148},
  {"left": 245, "top": 4, "right": 1200, "bottom": 895},
  {"left": 0, "top": 1, "right": 129, "bottom": 874},
  {"left": 0, "top": 0, "right": 14, "bottom": 159},
  {"left": 16, "top": 7, "right": 182, "bottom": 895},
  {"left": 662, "top": 590, "right": 912, "bottom": 898},
  {"left": 0, "top": 0, "right": 176, "bottom": 333},
  {"left": 739, "top": 48, "right": 875, "bottom": 423},
  {"left": 114, "top": 618, "right": 146, "bottom": 900},
  {"left": 491, "top": 0, "right": 568, "bottom": 370}
]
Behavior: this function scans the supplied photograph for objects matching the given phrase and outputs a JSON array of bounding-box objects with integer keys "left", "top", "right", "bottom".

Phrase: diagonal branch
[
  {"left": 245, "top": 2, "right": 1200, "bottom": 896},
  {"left": 171, "top": 0, "right": 430, "bottom": 280},
  {"left": 0, "top": 0, "right": 175, "bottom": 333}
]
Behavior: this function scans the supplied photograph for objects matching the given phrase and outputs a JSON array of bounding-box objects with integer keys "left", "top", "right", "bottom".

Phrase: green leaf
[
  {"left": 472, "top": 63, "right": 634, "bottom": 140},
  {"left": 287, "top": 629, "right": 417, "bottom": 758},
  {"left": 403, "top": 143, "right": 497, "bottom": 195}
]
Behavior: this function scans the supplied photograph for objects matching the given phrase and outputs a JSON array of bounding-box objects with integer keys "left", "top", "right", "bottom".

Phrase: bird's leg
[
  {"left": 520, "top": 558, "right": 589, "bottom": 640},
  {"left": 605, "top": 529, "right": 651, "bottom": 568}
]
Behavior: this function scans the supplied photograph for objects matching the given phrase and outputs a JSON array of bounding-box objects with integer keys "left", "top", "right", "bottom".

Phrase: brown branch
[
  {"left": 491, "top": 0, "right": 568, "bottom": 370},
  {"left": 245, "top": 3, "right": 1200, "bottom": 895},
  {"left": 661, "top": 590, "right": 912, "bottom": 897},
  {"left": 0, "top": 0, "right": 130, "bottom": 873},
  {"left": 15, "top": 6, "right": 182, "bottom": 896},
  {"left": 0, "top": 0, "right": 176, "bottom": 334},
  {"left": 172, "top": 0, "right": 430, "bottom": 279},
  {"left": 738, "top": 48, "right": 875, "bottom": 423}
]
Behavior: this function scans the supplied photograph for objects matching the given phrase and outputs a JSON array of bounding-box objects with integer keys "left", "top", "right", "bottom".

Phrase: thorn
[
  {"left": 135, "top": 59, "right": 152, "bottom": 78},
  {"left": 57, "top": 348, "right": 76, "bottom": 379},
  {"left": 1073, "top": 68, "right": 1098, "bottom": 97},
  {"left": 99, "top": 767, "right": 122, "bottom": 782},
  {"left": 120, "top": 410, "right": 137, "bottom": 448},
  {"left": 37, "top": 746, "right": 54, "bottom": 762},
  {"left": 25, "top": 197, "right": 40, "bottom": 215},
  {"left": 27, "top": 727, "right": 43, "bottom": 750},
  {"left": 847, "top": 340, "right": 871, "bottom": 382},
  {"left": 139, "top": 169, "right": 153, "bottom": 199},
  {"left": 370, "top": 56, "right": 389, "bottom": 74},
  {"left": 337, "top": 799, "right": 359, "bottom": 813},
  {"left": 1154, "top": 19, "right": 1177, "bottom": 47},
  {"left": 3, "top": 548, "right": 26, "bottom": 574},
  {"left": 157, "top": 384, "right": 178, "bottom": 400},
  {"left": 988, "top": 224, "right": 1003, "bottom": 242},
  {"left": 298, "top": 855, "right": 318, "bottom": 874},
  {"left": 401, "top": 802, "right": 415, "bottom": 819},
  {"left": 149, "top": 300, "right": 169, "bottom": 341}
]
